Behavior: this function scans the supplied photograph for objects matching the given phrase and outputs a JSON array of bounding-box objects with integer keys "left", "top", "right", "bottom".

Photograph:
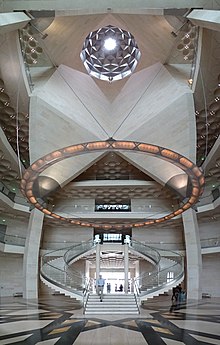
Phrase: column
[
  {"left": 85, "top": 260, "right": 90, "bottom": 279},
  {"left": 96, "top": 241, "right": 101, "bottom": 282},
  {"left": 182, "top": 208, "right": 202, "bottom": 300},
  {"left": 135, "top": 260, "right": 140, "bottom": 293},
  {"left": 23, "top": 208, "right": 44, "bottom": 299},
  {"left": 124, "top": 243, "right": 129, "bottom": 293}
]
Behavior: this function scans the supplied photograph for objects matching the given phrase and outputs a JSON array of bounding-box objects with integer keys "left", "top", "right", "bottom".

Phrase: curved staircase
[
  {"left": 40, "top": 239, "right": 184, "bottom": 310},
  {"left": 40, "top": 240, "right": 95, "bottom": 301}
]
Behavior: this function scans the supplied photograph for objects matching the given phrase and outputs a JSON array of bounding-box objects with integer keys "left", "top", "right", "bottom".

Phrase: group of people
[
  {"left": 170, "top": 284, "right": 186, "bottom": 311},
  {"left": 171, "top": 284, "right": 186, "bottom": 302},
  {"left": 96, "top": 276, "right": 186, "bottom": 309},
  {"left": 115, "top": 283, "right": 123, "bottom": 292}
]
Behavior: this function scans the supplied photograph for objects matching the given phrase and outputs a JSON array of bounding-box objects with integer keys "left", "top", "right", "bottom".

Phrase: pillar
[
  {"left": 23, "top": 208, "right": 44, "bottom": 299},
  {"left": 182, "top": 208, "right": 202, "bottom": 300},
  {"left": 124, "top": 243, "right": 129, "bottom": 293},
  {"left": 96, "top": 242, "right": 100, "bottom": 281}
]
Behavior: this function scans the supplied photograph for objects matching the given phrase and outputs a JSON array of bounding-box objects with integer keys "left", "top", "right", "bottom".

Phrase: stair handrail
[
  {"left": 41, "top": 248, "right": 85, "bottom": 296},
  {"left": 64, "top": 239, "right": 94, "bottom": 265},
  {"left": 132, "top": 278, "right": 141, "bottom": 313},
  {"left": 41, "top": 260, "right": 85, "bottom": 297},
  {"left": 83, "top": 277, "right": 95, "bottom": 313},
  {"left": 130, "top": 239, "right": 161, "bottom": 265},
  {"left": 41, "top": 240, "right": 95, "bottom": 302},
  {"left": 133, "top": 247, "right": 184, "bottom": 300}
]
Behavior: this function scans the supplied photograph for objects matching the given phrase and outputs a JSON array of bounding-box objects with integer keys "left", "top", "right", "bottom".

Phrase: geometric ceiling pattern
[
  {"left": 81, "top": 250, "right": 145, "bottom": 269},
  {"left": 80, "top": 25, "right": 141, "bottom": 81},
  {"left": 73, "top": 153, "right": 154, "bottom": 182},
  {"left": 0, "top": 149, "right": 20, "bottom": 182},
  {"left": 0, "top": 5, "right": 220, "bottom": 230},
  {"left": 55, "top": 153, "right": 176, "bottom": 204},
  {"left": 55, "top": 184, "right": 176, "bottom": 204}
]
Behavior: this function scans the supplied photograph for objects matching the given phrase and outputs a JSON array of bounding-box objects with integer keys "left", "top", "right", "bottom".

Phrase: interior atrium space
[{"left": 0, "top": 1, "right": 220, "bottom": 344}]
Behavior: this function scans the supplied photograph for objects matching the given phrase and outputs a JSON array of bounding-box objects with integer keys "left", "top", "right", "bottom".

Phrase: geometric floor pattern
[{"left": 0, "top": 295, "right": 220, "bottom": 344}]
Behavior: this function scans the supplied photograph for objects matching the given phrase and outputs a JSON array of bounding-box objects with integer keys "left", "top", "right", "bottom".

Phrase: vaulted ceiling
[{"left": 0, "top": 2, "right": 220, "bottom": 230}]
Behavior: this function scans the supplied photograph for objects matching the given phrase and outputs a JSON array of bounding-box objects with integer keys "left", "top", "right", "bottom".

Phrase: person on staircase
[{"left": 96, "top": 275, "right": 105, "bottom": 302}]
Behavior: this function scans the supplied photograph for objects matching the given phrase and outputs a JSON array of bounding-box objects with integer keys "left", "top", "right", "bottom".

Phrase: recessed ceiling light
[
  {"left": 104, "top": 37, "right": 117, "bottom": 51},
  {"left": 80, "top": 25, "right": 141, "bottom": 82}
]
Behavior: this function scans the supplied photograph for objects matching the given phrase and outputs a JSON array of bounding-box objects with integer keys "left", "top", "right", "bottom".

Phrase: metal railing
[
  {"left": 40, "top": 240, "right": 95, "bottom": 310},
  {"left": 130, "top": 239, "right": 161, "bottom": 265},
  {"left": 41, "top": 241, "right": 84, "bottom": 250},
  {"left": 201, "top": 237, "right": 220, "bottom": 248},
  {"left": 0, "top": 181, "right": 29, "bottom": 207},
  {"left": 133, "top": 248, "right": 184, "bottom": 300},
  {"left": 64, "top": 240, "right": 94, "bottom": 265},
  {"left": 0, "top": 231, "right": 26, "bottom": 246}
]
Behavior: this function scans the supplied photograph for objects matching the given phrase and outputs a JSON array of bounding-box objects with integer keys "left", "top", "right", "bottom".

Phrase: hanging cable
[
  {"left": 15, "top": 31, "right": 27, "bottom": 179},
  {"left": 199, "top": 65, "right": 209, "bottom": 174},
  {"left": 15, "top": 71, "right": 23, "bottom": 179}
]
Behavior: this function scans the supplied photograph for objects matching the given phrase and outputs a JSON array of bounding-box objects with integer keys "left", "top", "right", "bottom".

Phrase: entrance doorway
[{"left": 100, "top": 271, "right": 131, "bottom": 294}]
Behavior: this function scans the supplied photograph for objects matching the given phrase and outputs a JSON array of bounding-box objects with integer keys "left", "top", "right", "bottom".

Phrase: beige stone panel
[
  {"left": 113, "top": 78, "right": 196, "bottom": 161},
  {"left": 29, "top": 94, "right": 106, "bottom": 186},
  {"left": 74, "top": 325, "right": 147, "bottom": 345},
  {"left": 1, "top": 1, "right": 216, "bottom": 13},
  {"left": 111, "top": 63, "right": 192, "bottom": 137},
  {"left": 0, "top": 12, "right": 29, "bottom": 34},
  {"left": 0, "top": 320, "right": 52, "bottom": 336},
  {"left": 33, "top": 65, "right": 111, "bottom": 137},
  {"left": 187, "top": 10, "right": 220, "bottom": 32},
  {"left": 117, "top": 152, "right": 183, "bottom": 186}
]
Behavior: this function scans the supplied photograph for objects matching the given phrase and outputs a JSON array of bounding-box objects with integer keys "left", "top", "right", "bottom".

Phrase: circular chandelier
[
  {"left": 20, "top": 140, "right": 204, "bottom": 230},
  {"left": 80, "top": 25, "right": 141, "bottom": 81}
]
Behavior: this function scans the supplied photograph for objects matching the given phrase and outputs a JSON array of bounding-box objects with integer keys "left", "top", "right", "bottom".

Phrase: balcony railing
[
  {"left": 133, "top": 248, "right": 184, "bottom": 300},
  {"left": 131, "top": 239, "right": 161, "bottom": 265},
  {"left": 0, "top": 231, "right": 26, "bottom": 246}
]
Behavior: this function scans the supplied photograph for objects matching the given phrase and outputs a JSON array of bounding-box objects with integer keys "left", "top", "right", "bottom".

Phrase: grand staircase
[
  {"left": 40, "top": 239, "right": 184, "bottom": 311},
  {"left": 84, "top": 293, "right": 139, "bottom": 315}
]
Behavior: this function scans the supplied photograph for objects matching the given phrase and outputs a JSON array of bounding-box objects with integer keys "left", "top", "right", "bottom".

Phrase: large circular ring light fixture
[
  {"left": 20, "top": 140, "right": 204, "bottom": 229},
  {"left": 80, "top": 25, "right": 141, "bottom": 81}
]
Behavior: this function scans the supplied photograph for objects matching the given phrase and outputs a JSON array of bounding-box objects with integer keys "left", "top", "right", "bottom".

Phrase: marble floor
[{"left": 0, "top": 295, "right": 220, "bottom": 345}]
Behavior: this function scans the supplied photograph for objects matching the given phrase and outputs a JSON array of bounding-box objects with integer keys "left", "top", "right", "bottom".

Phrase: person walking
[{"left": 96, "top": 275, "right": 105, "bottom": 302}]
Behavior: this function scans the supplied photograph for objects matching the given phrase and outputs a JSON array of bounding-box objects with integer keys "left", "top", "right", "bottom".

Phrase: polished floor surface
[{"left": 0, "top": 294, "right": 220, "bottom": 344}]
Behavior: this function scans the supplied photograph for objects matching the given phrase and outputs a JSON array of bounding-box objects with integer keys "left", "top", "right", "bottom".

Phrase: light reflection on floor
[{"left": 0, "top": 295, "right": 220, "bottom": 344}]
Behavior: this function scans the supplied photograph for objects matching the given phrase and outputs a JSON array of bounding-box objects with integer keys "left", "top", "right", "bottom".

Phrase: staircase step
[
  {"left": 86, "top": 307, "right": 138, "bottom": 311},
  {"left": 85, "top": 293, "right": 139, "bottom": 315},
  {"left": 89, "top": 296, "right": 134, "bottom": 298},
  {"left": 87, "top": 302, "right": 137, "bottom": 306},
  {"left": 84, "top": 310, "right": 139, "bottom": 315}
]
